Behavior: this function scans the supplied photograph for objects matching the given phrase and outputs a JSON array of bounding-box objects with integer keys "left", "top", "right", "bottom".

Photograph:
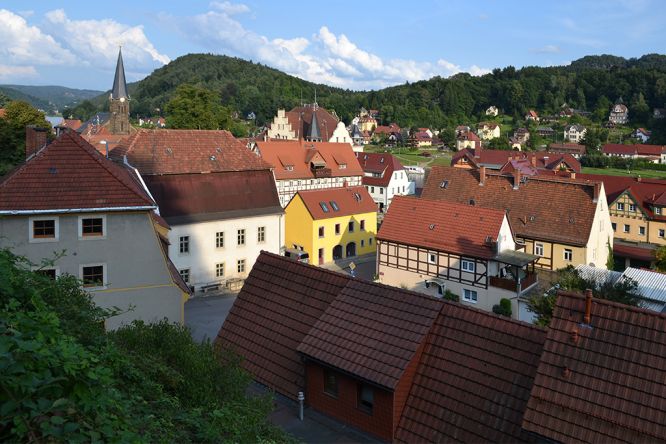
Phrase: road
[{"left": 184, "top": 294, "right": 236, "bottom": 343}]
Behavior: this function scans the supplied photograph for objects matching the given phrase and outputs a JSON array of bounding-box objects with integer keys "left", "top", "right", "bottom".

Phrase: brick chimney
[
  {"left": 25, "top": 125, "right": 48, "bottom": 160},
  {"left": 474, "top": 141, "right": 482, "bottom": 158},
  {"left": 592, "top": 182, "right": 600, "bottom": 203},
  {"left": 570, "top": 171, "right": 576, "bottom": 179},
  {"left": 479, "top": 166, "right": 486, "bottom": 186},
  {"left": 584, "top": 288, "right": 593, "bottom": 324},
  {"left": 530, "top": 155, "right": 537, "bottom": 167},
  {"left": 513, "top": 168, "right": 521, "bottom": 190}
]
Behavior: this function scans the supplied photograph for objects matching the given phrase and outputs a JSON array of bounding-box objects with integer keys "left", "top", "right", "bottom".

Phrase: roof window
[
  {"left": 330, "top": 201, "right": 340, "bottom": 211},
  {"left": 320, "top": 202, "right": 330, "bottom": 213},
  {"left": 440, "top": 180, "right": 449, "bottom": 189}
]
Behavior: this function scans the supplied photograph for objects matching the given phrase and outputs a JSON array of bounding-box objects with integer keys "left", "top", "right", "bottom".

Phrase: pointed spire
[
  {"left": 308, "top": 110, "right": 321, "bottom": 141},
  {"left": 111, "top": 47, "right": 128, "bottom": 100}
]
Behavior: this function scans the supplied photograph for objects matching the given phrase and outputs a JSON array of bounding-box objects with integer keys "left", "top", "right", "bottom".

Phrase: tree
[
  {"left": 656, "top": 246, "right": 666, "bottom": 272},
  {"left": 439, "top": 127, "right": 456, "bottom": 148},
  {"left": 165, "top": 84, "right": 234, "bottom": 130},
  {"left": 526, "top": 266, "right": 640, "bottom": 326},
  {"left": 0, "top": 249, "right": 289, "bottom": 443},
  {"left": 62, "top": 100, "right": 97, "bottom": 121},
  {"left": 0, "top": 101, "right": 52, "bottom": 175}
]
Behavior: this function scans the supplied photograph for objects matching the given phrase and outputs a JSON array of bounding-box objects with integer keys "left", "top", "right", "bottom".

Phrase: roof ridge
[
  {"left": 441, "top": 299, "right": 548, "bottom": 331},
  {"left": 556, "top": 290, "right": 666, "bottom": 318},
  {"left": 258, "top": 250, "right": 353, "bottom": 282}
]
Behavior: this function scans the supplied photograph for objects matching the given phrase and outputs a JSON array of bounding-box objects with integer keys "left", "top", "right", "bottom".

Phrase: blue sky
[{"left": 1, "top": 1, "right": 664, "bottom": 91}]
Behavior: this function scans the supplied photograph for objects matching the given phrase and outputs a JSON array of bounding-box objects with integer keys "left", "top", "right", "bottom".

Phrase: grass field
[{"left": 581, "top": 167, "right": 666, "bottom": 180}]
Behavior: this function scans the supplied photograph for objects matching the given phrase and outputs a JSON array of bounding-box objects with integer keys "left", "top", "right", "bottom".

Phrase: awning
[
  {"left": 426, "top": 278, "right": 447, "bottom": 288},
  {"left": 494, "top": 250, "right": 540, "bottom": 267}
]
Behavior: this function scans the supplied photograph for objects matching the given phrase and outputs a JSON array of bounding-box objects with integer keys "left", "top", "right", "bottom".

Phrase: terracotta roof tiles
[
  {"left": 294, "top": 186, "right": 376, "bottom": 220},
  {"left": 378, "top": 196, "right": 507, "bottom": 259},
  {"left": 355, "top": 152, "right": 404, "bottom": 187},
  {"left": 0, "top": 130, "right": 154, "bottom": 212},
  {"left": 112, "top": 129, "right": 270, "bottom": 175}
]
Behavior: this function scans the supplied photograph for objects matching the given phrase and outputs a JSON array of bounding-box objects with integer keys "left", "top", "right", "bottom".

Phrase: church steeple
[
  {"left": 109, "top": 47, "right": 130, "bottom": 135},
  {"left": 111, "top": 47, "right": 128, "bottom": 100}
]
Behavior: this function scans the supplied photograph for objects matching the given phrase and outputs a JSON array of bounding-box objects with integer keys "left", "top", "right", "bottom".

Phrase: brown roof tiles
[
  {"left": 395, "top": 302, "right": 547, "bottom": 443},
  {"left": 422, "top": 167, "right": 598, "bottom": 246},
  {"left": 297, "top": 280, "right": 442, "bottom": 389},
  {"left": 523, "top": 291, "right": 666, "bottom": 443}
]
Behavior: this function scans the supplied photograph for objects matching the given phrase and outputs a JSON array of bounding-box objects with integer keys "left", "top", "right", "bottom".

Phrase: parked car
[{"left": 284, "top": 248, "right": 309, "bottom": 263}]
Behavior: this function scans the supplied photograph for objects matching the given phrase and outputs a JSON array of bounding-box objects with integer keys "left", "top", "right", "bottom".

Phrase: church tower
[{"left": 109, "top": 48, "right": 130, "bottom": 135}]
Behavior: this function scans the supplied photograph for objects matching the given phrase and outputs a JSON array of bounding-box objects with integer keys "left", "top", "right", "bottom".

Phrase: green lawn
[{"left": 581, "top": 167, "right": 666, "bottom": 179}]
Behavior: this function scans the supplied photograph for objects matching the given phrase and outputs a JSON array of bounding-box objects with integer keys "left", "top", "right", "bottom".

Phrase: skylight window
[
  {"left": 440, "top": 180, "right": 449, "bottom": 189},
  {"left": 320, "top": 202, "right": 330, "bottom": 213},
  {"left": 330, "top": 201, "right": 340, "bottom": 211}
]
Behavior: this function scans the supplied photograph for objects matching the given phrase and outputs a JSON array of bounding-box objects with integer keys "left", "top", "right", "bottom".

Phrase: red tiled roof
[
  {"left": 355, "top": 152, "right": 404, "bottom": 187},
  {"left": 294, "top": 186, "right": 376, "bottom": 220},
  {"left": 297, "top": 279, "right": 442, "bottom": 389},
  {"left": 216, "top": 252, "right": 351, "bottom": 399},
  {"left": 548, "top": 143, "right": 586, "bottom": 156},
  {"left": 452, "top": 148, "right": 581, "bottom": 172},
  {"left": 112, "top": 129, "right": 270, "bottom": 175},
  {"left": 285, "top": 105, "right": 340, "bottom": 141},
  {"left": 143, "top": 170, "right": 282, "bottom": 224},
  {"left": 478, "top": 121, "right": 499, "bottom": 130},
  {"left": 373, "top": 123, "right": 401, "bottom": 135},
  {"left": 422, "top": 167, "right": 598, "bottom": 246},
  {"left": 612, "top": 241, "right": 657, "bottom": 262},
  {"left": 395, "top": 302, "right": 547, "bottom": 443},
  {"left": 256, "top": 139, "right": 363, "bottom": 180},
  {"left": 61, "top": 119, "right": 82, "bottom": 130},
  {"left": 0, "top": 130, "right": 154, "bottom": 212},
  {"left": 523, "top": 291, "right": 666, "bottom": 443},
  {"left": 602, "top": 143, "right": 665, "bottom": 156},
  {"left": 413, "top": 131, "right": 432, "bottom": 140},
  {"left": 576, "top": 173, "right": 666, "bottom": 220},
  {"left": 378, "top": 196, "right": 507, "bottom": 259}
]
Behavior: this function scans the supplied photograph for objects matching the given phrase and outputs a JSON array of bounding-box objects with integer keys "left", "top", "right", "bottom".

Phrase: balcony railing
[{"left": 489, "top": 272, "right": 537, "bottom": 293}]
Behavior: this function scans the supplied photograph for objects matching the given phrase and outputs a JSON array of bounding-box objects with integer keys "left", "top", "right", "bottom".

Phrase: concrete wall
[
  {"left": 329, "top": 122, "right": 353, "bottom": 146},
  {"left": 168, "top": 212, "right": 283, "bottom": 289},
  {"left": 266, "top": 109, "right": 296, "bottom": 140},
  {"left": 0, "top": 211, "right": 186, "bottom": 329}
]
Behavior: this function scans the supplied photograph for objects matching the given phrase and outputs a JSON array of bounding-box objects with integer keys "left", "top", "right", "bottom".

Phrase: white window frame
[
  {"left": 617, "top": 202, "right": 625, "bottom": 211},
  {"left": 78, "top": 215, "right": 107, "bottom": 240},
  {"left": 461, "top": 259, "right": 475, "bottom": 273},
  {"left": 179, "top": 235, "right": 190, "bottom": 254},
  {"left": 535, "top": 243, "right": 544, "bottom": 256},
  {"left": 257, "top": 226, "right": 266, "bottom": 243},
  {"left": 428, "top": 253, "right": 437, "bottom": 264},
  {"left": 623, "top": 225, "right": 630, "bottom": 233},
  {"left": 215, "top": 262, "right": 225, "bottom": 278},
  {"left": 462, "top": 289, "right": 478, "bottom": 303},
  {"left": 629, "top": 204, "right": 636, "bottom": 212},
  {"left": 237, "top": 259, "right": 246, "bottom": 274},
  {"left": 639, "top": 226, "right": 646, "bottom": 236},
  {"left": 179, "top": 268, "right": 190, "bottom": 284},
  {"left": 659, "top": 229, "right": 665, "bottom": 238},
  {"left": 79, "top": 262, "right": 107, "bottom": 290},
  {"left": 216, "top": 231, "right": 225, "bottom": 249},
  {"left": 28, "top": 216, "right": 60, "bottom": 243},
  {"left": 564, "top": 249, "right": 573, "bottom": 262},
  {"left": 237, "top": 229, "right": 246, "bottom": 246}
]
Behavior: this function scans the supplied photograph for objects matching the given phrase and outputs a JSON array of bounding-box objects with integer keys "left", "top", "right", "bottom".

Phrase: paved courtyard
[{"left": 184, "top": 293, "right": 236, "bottom": 343}]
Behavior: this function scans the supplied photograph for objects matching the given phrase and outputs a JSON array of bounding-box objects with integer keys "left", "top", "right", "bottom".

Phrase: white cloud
[
  {"left": 43, "top": 9, "right": 170, "bottom": 70},
  {"left": 0, "top": 64, "right": 37, "bottom": 81},
  {"left": 169, "top": 6, "right": 489, "bottom": 89},
  {"left": 210, "top": 1, "right": 250, "bottom": 15},
  {"left": 0, "top": 9, "right": 75, "bottom": 65},
  {"left": 531, "top": 45, "right": 561, "bottom": 54}
]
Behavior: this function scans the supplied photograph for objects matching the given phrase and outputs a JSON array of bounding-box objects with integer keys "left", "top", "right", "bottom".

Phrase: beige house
[
  {"left": 477, "top": 122, "right": 501, "bottom": 140},
  {"left": 422, "top": 167, "right": 613, "bottom": 271},
  {"left": 377, "top": 196, "right": 538, "bottom": 317},
  {"left": 485, "top": 106, "right": 499, "bottom": 116},
  {"left": 564, "top": 124, "right": 587, "bottom": 143}
]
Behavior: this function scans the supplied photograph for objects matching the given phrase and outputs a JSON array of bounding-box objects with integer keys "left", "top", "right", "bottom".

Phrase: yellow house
[{"left": 285, "top": 186, "right": 378, "bottom": 265}]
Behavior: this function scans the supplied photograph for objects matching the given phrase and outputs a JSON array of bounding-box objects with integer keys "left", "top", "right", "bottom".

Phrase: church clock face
[{"left": 120, "top": 97, "right": 125, "bottom": 102}]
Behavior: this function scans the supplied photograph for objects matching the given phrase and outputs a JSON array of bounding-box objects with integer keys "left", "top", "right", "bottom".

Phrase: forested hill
[{"left": 82, "top": 53, "right": 666, "bottom": 128}]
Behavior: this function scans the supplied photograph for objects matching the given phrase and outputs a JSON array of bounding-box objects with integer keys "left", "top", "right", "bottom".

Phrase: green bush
[
  {"left": 492, "top": 298, "right": 512, "bottom": 317},
  {"left": 0, "top": 249, "right": 290, "bottom": 443},
  {"left": 443, "top": 289, "right": 459, "bottom": 302}
]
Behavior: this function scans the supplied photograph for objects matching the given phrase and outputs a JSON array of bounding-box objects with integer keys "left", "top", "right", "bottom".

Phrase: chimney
[
  {"left": 513, "top": 168, "right": 521, "bottom": 190},
  {"left": 570, "top": 171, "right": 576, "bottom": 179},
  {"left": 592, "top": 182, "right": 600, "bottom": 203},
  {"left": 475, "top": 141, "right": 482, "bottom": 158},
  {"left": 583, "top": 289, "right": 593, "bottom": 324},
  {"left": 25, "top": 125, "right": 48, "bottom": 160},
  {"left": 637, "top": 175, "right": 642, "bottom": 183},
  {"left": 530, "top": 155, "right": 536, "bottom": 167},
  {"left": 479, "top": 166, "right": 486, "bottom": 186}
]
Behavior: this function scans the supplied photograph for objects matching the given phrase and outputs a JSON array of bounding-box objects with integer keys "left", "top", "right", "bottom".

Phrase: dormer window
[
  {"left": 656, "top": 207, "right": 662, "bottom": 215},
  {"left": 285, "top": 165, "right": 294, "bottom": 171},
  {"left": 339, "top": 163, "right": 347, "bottom": 169}
]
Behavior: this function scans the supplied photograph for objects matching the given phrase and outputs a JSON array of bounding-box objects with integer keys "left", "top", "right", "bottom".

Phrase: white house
[
  {"left": 355, "top": 152, "right": 415, "bottom": 212},
  {"left": 564, "top": 124, "right": 587, "bottom": 143},
  {"left": 486, "top": 106, "right": 499, "bottom": 117},
  {"left": 112, "top": 129, "right": 284, "bottom": 292}
]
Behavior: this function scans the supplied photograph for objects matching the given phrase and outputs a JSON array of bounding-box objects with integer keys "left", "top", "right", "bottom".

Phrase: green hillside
[
  {"left": 0, "top": 86, "right": 51, "bottom": 112},
  {"left": 75, "top": 53, "right": 666, "bottom": 130},
  {"left": 1, "top": 84, "right": 102, "bottom": 111}
]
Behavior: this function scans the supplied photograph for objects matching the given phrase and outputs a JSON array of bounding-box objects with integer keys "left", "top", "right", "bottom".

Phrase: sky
[{"left": 1, "top": 0, "right": 665, "bottom": 91}]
